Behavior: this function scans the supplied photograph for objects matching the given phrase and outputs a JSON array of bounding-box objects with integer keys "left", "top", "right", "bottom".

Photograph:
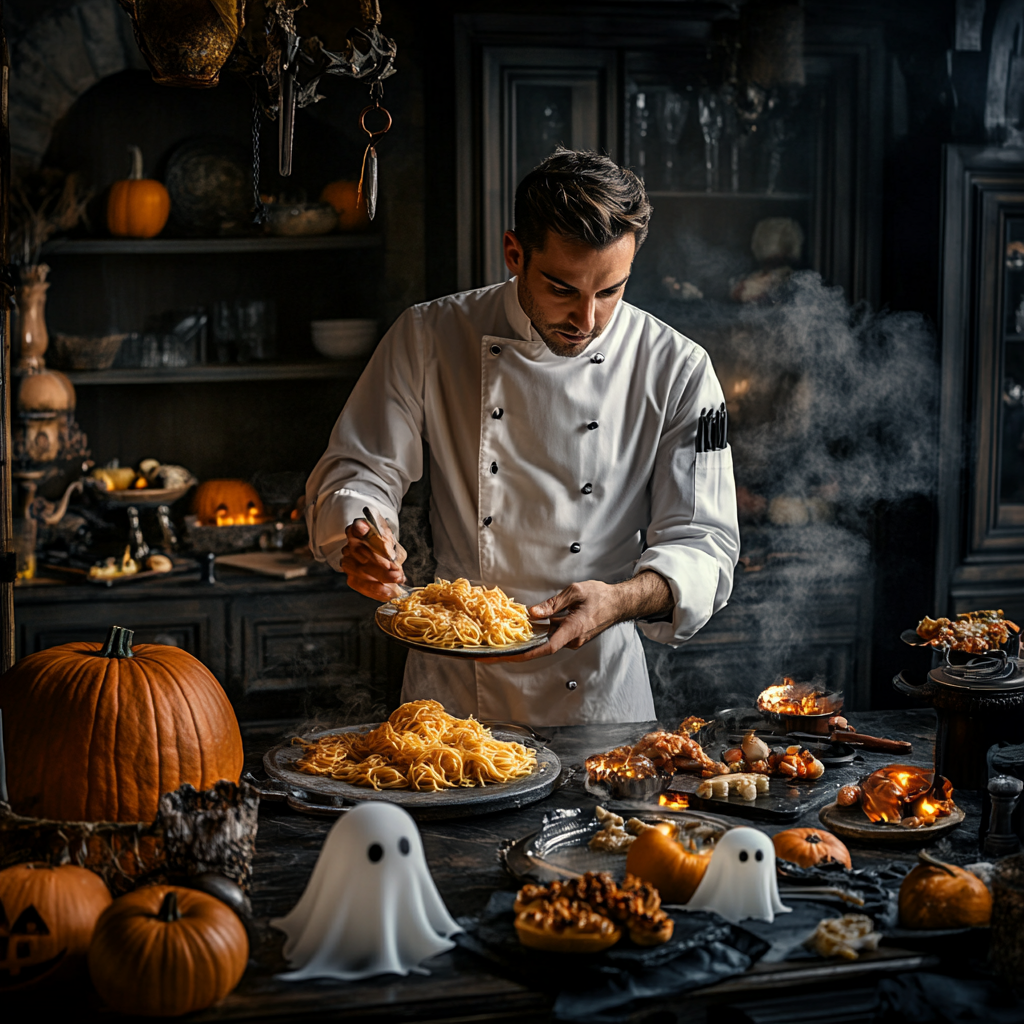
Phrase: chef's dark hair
[{"left": 514, "top": 149, "right": 651, "bottom": 259}]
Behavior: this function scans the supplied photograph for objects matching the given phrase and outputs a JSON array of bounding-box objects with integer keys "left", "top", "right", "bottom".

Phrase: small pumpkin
[
  {"left": 193, "top": 479, "right": 266, "bottom": 526},
  {"left": 320, "top": 179, "right": 370, "bottom": 230},
  {"left": 0, "top": 624, "right": 243, "bottom": 823},
  {"left": 772, "top": 828, "right": 852, "bottom": 869},
  {"left": 625, "top": 827, "right": 711, "bottom": 903},
  {"left": 898, "top": 855, "right": 992, "bottom": 930},
  {"left": 107, "top": 145, "right": 170, "bottom": 239},
  {"left": 89, "top": 886, "right": 248, "bottom": 1016},
  {"left": 0, "top": 863, "right": 112, "bottom": 990}
]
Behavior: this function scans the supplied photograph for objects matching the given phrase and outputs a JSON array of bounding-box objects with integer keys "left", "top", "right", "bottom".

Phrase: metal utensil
[
  {"left": 362, "top": 506, "right": 410, "bottom": 597},
  {"left": 481, "top": 720, "right": 552, "bottom": 744}
]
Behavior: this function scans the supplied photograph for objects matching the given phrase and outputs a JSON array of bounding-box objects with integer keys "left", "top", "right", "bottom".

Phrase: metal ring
[{"left": 359, "top": 103, "right": 393, "bottom": 145}]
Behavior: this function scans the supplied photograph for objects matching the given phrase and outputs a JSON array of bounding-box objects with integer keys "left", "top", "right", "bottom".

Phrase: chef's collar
[{"left": 502, "top": 277, "right": 540, "bottom": 343}]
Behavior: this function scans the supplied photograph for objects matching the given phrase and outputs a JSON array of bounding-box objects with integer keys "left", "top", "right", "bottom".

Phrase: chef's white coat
[{"left": 306, "top": 278, "right": 739, "bottom": 727}]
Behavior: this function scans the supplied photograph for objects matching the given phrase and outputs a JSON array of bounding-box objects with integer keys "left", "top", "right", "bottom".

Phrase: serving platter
[
  {"left": 500, "top": 805, "right": 730, "bottom": 884},
  {"left": 375, "top": 596, "right": 552, "bottom": 657},
  {"left": 819, "top": 800, "right": 965, "bottom": 843},
  {"left": 264, "top": 723, "right": 561, "bottom": 820},
  {"left": 663, "top": 772, "right": 836, "bottom": 824}
]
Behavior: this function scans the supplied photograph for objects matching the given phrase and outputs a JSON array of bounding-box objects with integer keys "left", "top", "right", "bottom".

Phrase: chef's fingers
[
  {"left": 343, "top": 544, "right": 405, "bottom": 580},
  {"left": 528, "top": 584, "right": 584, "bottom": 620},
  {"left": 341, "top": 574, "right": 406, "bottom": 603},
  {"left": 348, "top": 517, "right": 394, "bottom": 560}
]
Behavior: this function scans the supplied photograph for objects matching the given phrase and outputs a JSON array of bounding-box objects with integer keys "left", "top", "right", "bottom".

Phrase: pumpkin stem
[
  {"left": 100, "top": 625, "right": 135, "bottom": 659},
  {"left": 128, "top": 144, "right": 144, "bottom": 180},
  {"left": 158, "top": 891, "right": 182, "bottom": 923},
  {"left": 918, "top": 849, "right": 957, "bottom": 876},
  {"left": 807, "top": 833, "right": 821, "bottom": 844}
]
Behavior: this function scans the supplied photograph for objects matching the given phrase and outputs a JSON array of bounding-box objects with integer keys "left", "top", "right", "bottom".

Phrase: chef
[{"left": 306, "top": 148, "right": 739, "bottom": 726}]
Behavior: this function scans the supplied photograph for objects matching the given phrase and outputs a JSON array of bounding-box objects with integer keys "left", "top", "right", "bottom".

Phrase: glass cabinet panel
[{"left": 1003, "top": 216, "right": 1024, "bottom": 506}]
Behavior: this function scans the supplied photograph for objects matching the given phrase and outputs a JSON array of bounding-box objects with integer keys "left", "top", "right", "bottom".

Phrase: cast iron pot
[{"left": 893, "top": 666, "right": 1024, "bottom": 790}]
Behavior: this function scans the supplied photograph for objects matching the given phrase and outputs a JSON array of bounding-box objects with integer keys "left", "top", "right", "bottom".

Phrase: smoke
[{"left": 643, "top": 271, "right": 939, "bottom": 722}]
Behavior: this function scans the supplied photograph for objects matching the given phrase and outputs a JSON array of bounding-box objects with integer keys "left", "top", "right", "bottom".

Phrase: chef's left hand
[{"left": 486, "top": 571, "right": 673, "bottom": 662}]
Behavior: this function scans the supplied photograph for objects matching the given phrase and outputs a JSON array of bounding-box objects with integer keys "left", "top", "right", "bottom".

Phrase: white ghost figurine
[
  {"left": 271, "top": 802, "right": 462, "bottom": 981},
  {"left": 684, "top": 826, "right": 791, "bottom": 924}
]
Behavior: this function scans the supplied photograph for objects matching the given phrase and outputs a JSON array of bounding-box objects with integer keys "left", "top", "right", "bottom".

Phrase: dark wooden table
[{"left": 165, "top": 707, "right": 988, "bottom": 1024}]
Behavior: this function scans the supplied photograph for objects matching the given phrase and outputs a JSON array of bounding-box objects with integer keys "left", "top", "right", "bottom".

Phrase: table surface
[{"left": 39, "top": 708, "right": 980, "bottom": 1023}]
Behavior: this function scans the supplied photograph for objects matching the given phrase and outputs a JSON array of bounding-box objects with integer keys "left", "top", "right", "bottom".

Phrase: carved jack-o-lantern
[
  {"left": 0, "top": 863, "right": 112, "bottom": 990},
  {"left": 193, "top": 479, "right": 266, "bottom": 526}
]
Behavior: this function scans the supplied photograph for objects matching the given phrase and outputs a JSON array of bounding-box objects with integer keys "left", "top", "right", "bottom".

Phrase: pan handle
[{"left": 893, "top": 670, "right": 926, "bottom": 698}]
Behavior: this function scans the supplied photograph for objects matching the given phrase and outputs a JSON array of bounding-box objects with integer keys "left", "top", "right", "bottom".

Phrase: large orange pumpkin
[
  {"left": 0, "top": 625, "right": 243, "bottom": 822},
  {"left": 107, "top": 145, "right": 170, "bottom": 239},
  {"left": 89, "top": 885, "right": 248, "bottom": 1016},
  {"left": 0, "top": 863, "right": 112, "bottom": 990},
  {"left": 772, "top": 828, "right": 852, "bottom": 869},
  {"left": 320, "top": 179, "right": 370, "bottom": 230},
  {"left": 625, "top": 827, "right": 711, "bottom": 903},
  {"left": 898, "top": 861, "right": 992, "bottom": 930},
  {"left": 193, "top": 479, "right": 266, "bottom": 526}
]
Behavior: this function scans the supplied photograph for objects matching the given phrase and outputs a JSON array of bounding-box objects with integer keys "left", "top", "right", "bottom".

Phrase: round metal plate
[
  {"left": 264, "top": 724, "right": 561, "bottom": 820},
  {"left": 819, "top": 800, "right": 965, "bottom": 843},
  {"left": 375, "top": 596, "right": 551, "bottom": 658}
]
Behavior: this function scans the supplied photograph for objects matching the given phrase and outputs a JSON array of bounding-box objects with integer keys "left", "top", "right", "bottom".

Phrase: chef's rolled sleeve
[
  {"left": 634, "top": 352, "right": 740, "bottom": 646},
  {"left": 305, "top": 306, "right": 425, "bottom": 567}
]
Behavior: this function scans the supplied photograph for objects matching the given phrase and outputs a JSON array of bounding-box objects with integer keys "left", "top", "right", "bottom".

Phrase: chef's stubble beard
[{"left": 517, "top": 279, "right": 602, "bottom": 358}]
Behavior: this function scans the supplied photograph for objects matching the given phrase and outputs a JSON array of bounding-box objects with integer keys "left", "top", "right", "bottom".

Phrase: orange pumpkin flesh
[
  {"left": 772, "top": 827, "right": 852, "bottom": 869},
  {"left": 89, "top": 885, "right": 248, "bottom": 1016},
  {"left": 898, "top": 863, "right": 992, "bottom": 930},
  {"left": 0, "top": 625, "right": 243, "bottom": 822},
  {"left": 320, "top": 179, "right": 370, "bottom": 230},
  {"left": 0, "top": 863, "right": 112, "bottom": 990},
  {"left": 625, "top": 827, "right": 710, "bottom": 903},
  {"left": 107, "top": 146, "right": 170, "bottom": 239}
]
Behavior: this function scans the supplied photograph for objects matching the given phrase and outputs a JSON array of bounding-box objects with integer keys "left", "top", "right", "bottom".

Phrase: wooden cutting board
[{"left": 215, "top": 552, "right": 309, "bottom": 578}]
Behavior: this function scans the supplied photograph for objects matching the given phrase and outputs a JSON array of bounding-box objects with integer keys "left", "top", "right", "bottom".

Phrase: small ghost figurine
[
  {"left": 684, "top": 826, "right": 791, "bottom": 924},
  {"left": 271, "top": 802, "right": 462, "bottom": 980}
]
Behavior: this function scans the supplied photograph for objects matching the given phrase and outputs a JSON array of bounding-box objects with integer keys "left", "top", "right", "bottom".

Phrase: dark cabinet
[{"left": 937, "top": 147, "right": 1024, "bottom": 619}]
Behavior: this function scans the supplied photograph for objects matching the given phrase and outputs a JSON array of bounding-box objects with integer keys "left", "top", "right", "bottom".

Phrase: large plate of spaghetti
[
  {"left": 374, "top": 577, "right": 551, "bottom": 657},
  {"left": 263, "top": 700, "right": 561, "bottom": 819}
]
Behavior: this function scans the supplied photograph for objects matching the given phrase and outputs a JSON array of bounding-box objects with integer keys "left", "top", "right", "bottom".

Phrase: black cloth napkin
[
  {"left": 877, "top": 973, "right": 1024, "bottom": 1023},
  {"left": 776, "top": 858, "right": 910, "bottom": 930},
  {"left": 456, "top": 891, "right": 769, "bottom": 1023}
]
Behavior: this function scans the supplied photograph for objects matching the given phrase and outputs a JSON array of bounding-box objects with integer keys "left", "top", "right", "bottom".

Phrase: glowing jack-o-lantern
[
  {"left": 193, "top": 479, "right": 266, "bottom": 526},
  {"left": 0, "top": 863, "right": 112, "bottom": 990}
]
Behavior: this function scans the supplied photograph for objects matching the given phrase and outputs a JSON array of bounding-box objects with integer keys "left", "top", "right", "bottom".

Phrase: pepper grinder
[
  {"left": 126, "top": 504, "right": 150, "bottom": 562},
  {"left": 156, "top": 504, "right": 178, "bottom": 552},
  {"left": 984, "top": 775, "right": 1023, "bottom": 857}
]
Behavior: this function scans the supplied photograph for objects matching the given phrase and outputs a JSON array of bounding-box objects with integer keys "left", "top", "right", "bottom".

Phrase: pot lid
[{"left": 928, "top": 657, "right": 1024, "bottom": 692}]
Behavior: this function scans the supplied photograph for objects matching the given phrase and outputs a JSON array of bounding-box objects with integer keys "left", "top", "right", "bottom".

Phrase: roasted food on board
[
  {"left": 837, "top": 765, "right": 956, "bottom": 828},
  {"left": 388, "top": 578, "right": 535, "bottom": 648},
  {"left": 697, "top": 773, "right": 770, "bottom": 802},
  {"left": 805, "top": 914, "right": 882, "bottom": 960},
  {"left": 587, "top": 806, "right": 674, "bottom": 853},
  {"left": 291, "top": 699, "right": 536, "bottom": 791},
  {"left": 720, "top": 735, "right": 826, "bottom": 780},
  {"left": 514, "top": 872, "right": 674, "bottom": 951},
  {"left": 916, "top": 609, "right": 1020, "bottom": 654}
]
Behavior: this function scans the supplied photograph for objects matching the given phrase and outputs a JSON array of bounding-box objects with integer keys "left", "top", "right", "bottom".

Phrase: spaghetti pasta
[
  {"left": 292, "top": 699, "right": 538, "bottom": 791},
  {"left": 387, "top": 577, "right": 535, "bottom": 648}
]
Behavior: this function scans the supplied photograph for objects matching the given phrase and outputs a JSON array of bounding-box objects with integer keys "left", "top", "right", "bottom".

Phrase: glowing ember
[
  {"left": 585, "top": 749, "right": 658, "bottom": 785},
  {"left": 658, "top": 792, "right": 689, "bottom": 810},
  {"left": 757, "top": 679, "right": 844, "bottom": 717},
  {"left": 212, "top": 501, "right": 265, "bottom": 527}
]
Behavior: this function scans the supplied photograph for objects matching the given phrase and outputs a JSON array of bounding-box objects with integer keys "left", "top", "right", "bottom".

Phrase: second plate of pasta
[{"left": 375, "top": 577, "right": 552, "bottom": 657}]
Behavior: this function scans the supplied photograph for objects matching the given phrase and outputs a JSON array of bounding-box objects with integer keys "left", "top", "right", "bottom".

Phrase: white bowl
[{"left": 311, "top": 319, "right": 377, "bottom": 359}]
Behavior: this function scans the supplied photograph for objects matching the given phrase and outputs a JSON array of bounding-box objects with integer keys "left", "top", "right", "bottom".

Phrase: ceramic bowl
[
  {"left": 311, "top": 319, "right": 378, "bottom": 359},
  {"left": 51, "top": 333, "right": 129, "bottom": 371},
  {"left": 264, "top": 202, "right": 338, "bottom": 237}
]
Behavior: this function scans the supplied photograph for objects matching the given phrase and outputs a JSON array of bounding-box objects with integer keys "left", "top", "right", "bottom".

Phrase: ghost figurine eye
[
  {"left": 739, "top": 850, "right": 749, "bottom": 862},
  {"left": 756, "top": 849, "right": 764, "bottom": 862},
  {"left": 399, "top": 837, "right": 411, "bottom": 856},
  {"left": 368, "top": 843, "right": 384, "bottom": 863}
]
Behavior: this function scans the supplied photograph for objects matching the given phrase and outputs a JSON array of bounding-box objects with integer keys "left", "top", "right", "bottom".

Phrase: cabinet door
[
  {"left": 230, "top": 591, "right": 383, "bottom": 694},
  {"left": 16, "top": 598, "right": 225, "bottom": 679},
  {"left": 939, "top": 147, "right": 1024, "bottom": 612}
]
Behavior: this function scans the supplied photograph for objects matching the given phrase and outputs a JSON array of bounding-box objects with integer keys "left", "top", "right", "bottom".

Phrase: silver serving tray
[
  {"left": 264, "top": 723, "right": 561, "bottom": 820},
  {"left": 500, "top": 806, "right": 730, "bottom": 884}
]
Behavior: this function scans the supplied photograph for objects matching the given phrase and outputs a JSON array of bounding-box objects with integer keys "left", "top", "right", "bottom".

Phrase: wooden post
[{"left": 0, "top": 6, "right": 13, "bottom": 671}]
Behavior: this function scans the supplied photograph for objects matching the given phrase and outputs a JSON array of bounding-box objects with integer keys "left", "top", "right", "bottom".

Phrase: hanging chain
[{"left": 251, "top": 95, "right": 266, "bottom": 226}]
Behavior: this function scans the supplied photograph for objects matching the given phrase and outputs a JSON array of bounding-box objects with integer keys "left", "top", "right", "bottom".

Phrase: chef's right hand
[{"left": 341, "top": 518, "right": 408, "bottom": 602}]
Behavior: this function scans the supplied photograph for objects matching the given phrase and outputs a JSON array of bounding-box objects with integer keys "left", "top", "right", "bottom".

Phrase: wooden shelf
[
  {"left": 62, "top": 360, "right": 367, "bottom": 385},
  {"left": 647, "top": 191, "right": 811, "bottom": 200},
  {"left": 41, "top": 234, "right": 382, "bottom": 256}
]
